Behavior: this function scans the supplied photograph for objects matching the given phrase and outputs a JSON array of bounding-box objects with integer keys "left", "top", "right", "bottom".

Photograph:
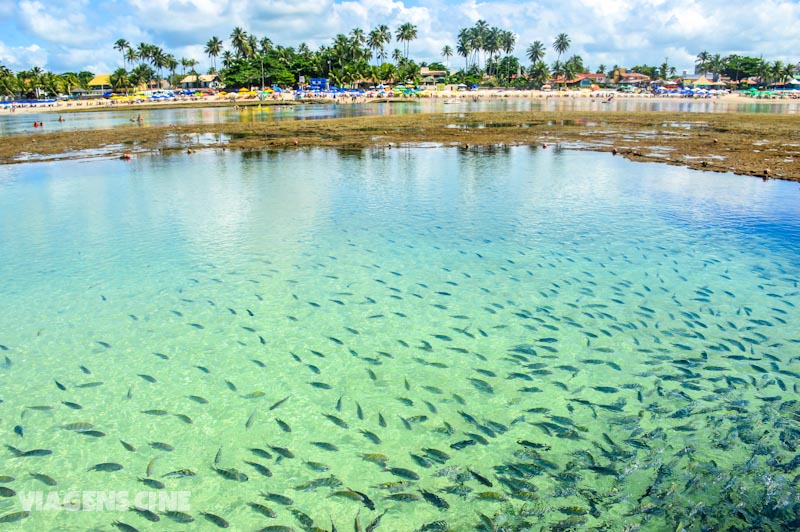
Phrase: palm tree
[
  {"left": 395, "top": 22, "right": 417, "bottom": 60},
  {"left": 110, "top": 67, "right": 131, "bottom": 94},
  {"left": 205, "top": 36, "right": 223, "bottom": 73},
  {"left": 528, "top": 61, "right": 550, "bottom": 87},
  {"left": 553, "top": 33, "right": 570, "bottom": 62},
  {"left": 367, "top": 28, "right": 382, "bottom": 65},
  {"left": 185, "top": 58, "right": 199, "bottom": 76},
  {"left": 500, "top": 31, "right": 516, "bottom": 80},
  {"left": 165, "top": 55, "right": 178, "bottom": 85},
  {"left": 659, "top": 58, "right": 671, "bottom": 81},
  {"left": 230, "top": 27, "right": 249, "bottom": 58},
  {"left": 124, "top": 48, "right": 138, "bottom": 68},
  {"left": 114, "top": 39, "right": 130, "bottom": 68},
  {"left": 441, "top": 45, "right": 453, "bottom": 69},
  {"left": 695, "top": 51, "right": 710, "bottom": 74},
  {"left": 485, "top": 27, "right": 501, "bottom": 74},
  {"left": 457, "top": 33, "right": 472, "bottom": 75},
  {"left": 552, "top": 33, "right": 570, "bottom": 87},
  {"left": 596, "top": 63, "right": 606, "bottom": 75},
  {"left": 151, "top": 47, "right": 168, "bottom": 88},
  {"left": 527, "top": 41, "right": 545, "bottom": 65},
  {"left": 136, "top": 42, "right": 151, "bottom": 67},
  {"left": 221, "top": 51, "right": 233, "bottom": 69},
  {"left": 473, "top": 20, "right": 489, "bottom": 68}
]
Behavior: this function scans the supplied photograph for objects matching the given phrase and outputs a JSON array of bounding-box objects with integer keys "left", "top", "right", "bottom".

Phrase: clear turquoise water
[
  {"left": 0, "top": 148, "right": 799, "bottom": 531},
  {"left": 2, "top": 97, "right": 798, "bottom": 136}
]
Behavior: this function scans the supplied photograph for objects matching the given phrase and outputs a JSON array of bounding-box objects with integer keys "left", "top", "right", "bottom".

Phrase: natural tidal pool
[{"left": 0, "top": 147, "right": 799, "bottom": 531}]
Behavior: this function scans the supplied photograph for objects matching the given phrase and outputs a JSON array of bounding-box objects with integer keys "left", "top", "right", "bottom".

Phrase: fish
[
  {"left": 6, "top": 446, "right": 52, "bottom": 457},
  {"left": 130, "top": 506, "right": 160, "bottom": 522},
  {"left": 87, "top": 463, "right": 123, "bottom": 472},
  {"left": 261, "top": 492, "right": 294, "bottom": 505},
  {"left": 386, "top": 467, "right": 419, "bottom": 480},
  {"left": 359, "top": 429, "right": 382, "bottom": 444},
  {"left": 138, "top": 477, "right": 165, "bottom": 489},
  {"left": 111, "top": 522, "right": 139, "bottom": 532},
  {"left": 0, "top": 511, "right": 29, "bottom": 523},
  {"left": 200, "top": 512, "right": 230, "bottom": 528},
  {"left": 212, "top": 465, "right": 248, "bottom": 482},
  {"left": 244, "top": 461, "right": 273, "bottom": 477},
  {"left": 29, "top": 472, "right": 56, "bottom": 486},
  {"left": 248, "top": 502, "right": 278, "bottom": 518},
  {"left": 419, "top": 489, "right": 450, "bottom": 509},
  {"left": 323, "top": 413, "right": 349, "bottom": 429},
  {"left": 162, "top": 510, "right": 194, "bottom": 523}
]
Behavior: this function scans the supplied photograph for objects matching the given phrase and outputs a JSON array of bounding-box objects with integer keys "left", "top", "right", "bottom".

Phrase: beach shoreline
[
  {"left": 2, "top": 90, "right": 798, "bottom": 116},
  {"left": 0, "top": 91, "right": 800, "bottom": 181}
]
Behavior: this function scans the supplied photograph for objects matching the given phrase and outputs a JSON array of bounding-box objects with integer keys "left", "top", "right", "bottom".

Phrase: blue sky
[{"left": 1, "top": 0, "right": 799, "bottom": 75}]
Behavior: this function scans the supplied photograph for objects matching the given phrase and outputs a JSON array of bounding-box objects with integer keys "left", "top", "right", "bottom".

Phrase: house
[
  {"left": 419, "top": 67, "right": 449, "bottom": 87},
  {"left": 86, "top": 74, "right": 112, "bottom": 96},
  {"left": 618, "top": 72, "right": 651, "bottom": 86},
  {"left": 180, "top": 74, "right": 221, "bottom": 90},
  {"left": 549, "top": 73, "right": 608, "bottom": 88},
  {"left": 611, "top": 68, "right": 651, "bottom": 86}
]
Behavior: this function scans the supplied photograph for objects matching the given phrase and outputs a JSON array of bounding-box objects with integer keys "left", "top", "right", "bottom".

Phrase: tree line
[{"left": 1, "top": 21, "right": 798, "bottom": 98}]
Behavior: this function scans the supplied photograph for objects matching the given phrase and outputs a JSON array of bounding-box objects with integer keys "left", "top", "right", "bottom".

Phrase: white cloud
[
  {"left": 2, "top": 0, "right": 800, "bottom": 73},
  {"left": 0, "top": 41, "right": 47, "bottom": 69},
  {"left": 17, "top": 0, "right": 104, "bottom": 46}
]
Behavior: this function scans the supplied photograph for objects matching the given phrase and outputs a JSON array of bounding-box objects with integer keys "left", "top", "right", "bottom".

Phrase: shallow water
[
  {"left": 1, "top": 97, "right": 798, "bottom": 137},
  {"left": 0, "top": 148, "right": 799, "bottom": 531}
]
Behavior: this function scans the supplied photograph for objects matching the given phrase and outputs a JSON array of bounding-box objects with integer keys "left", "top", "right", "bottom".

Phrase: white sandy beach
[{"left": 1, "top": 89, "right": 797, "bottom": 115}]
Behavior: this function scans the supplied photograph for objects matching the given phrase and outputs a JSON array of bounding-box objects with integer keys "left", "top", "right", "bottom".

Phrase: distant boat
[{"left": 443, "top": 98, "right": 459, "bottom": 104}]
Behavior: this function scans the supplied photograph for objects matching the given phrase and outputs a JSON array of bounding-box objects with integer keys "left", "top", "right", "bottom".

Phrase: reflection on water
[
  {"left": 1, "top": 97, "right": 798, "bottom": 137},
  {"left": 0, "top": 148, "right": 799, "bottom": 531}
]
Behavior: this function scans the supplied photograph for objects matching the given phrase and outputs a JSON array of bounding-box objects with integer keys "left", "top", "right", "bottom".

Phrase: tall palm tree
[
  {"left": 230, "top": 27, "right": 249, "bottom": 58},
  {"left": 124, "top": 48, "right": 138, "bottom": 68},
  {"left": 165, "top": 55, "right": 178, "bottom": 85},
  {"left": 527, "top": 41, "right": 545, "bottom": 65},
  {"left": 552, "top": 33, "right": 570, "bottom": 86},
  {"left": 553, "top": 33, "right": 570, "bottom": 62},
  {"left": 185, "top": 58, "right": 199, "bottom": 76},
  {"left": 221, "top": 51, "right": 234, "bottom": 69},
  {"left": 367, "top": 28, "right": 383, "bottom": 65},
  {"left": 500, "top": 30, "right": 516, "bottom": 80},
  {"left": 659, "top": 58, "right": 671, "bottom": 81},
  {"left": 485, "top": 27, "right": 501, "bottom": 74},
  {"left": 114, "top": 39, "right": 130, "bottom": 68},
  {"left": 205, "top": 36, "right": 223, "bottom": 73},
  {"left": 377, "top": 24, "right": 391, "bottom": 60},
  {"left": 136, "top": 42, "right": 151, "bottom": 67},
  {"left": 457, "top": 32, "right": 472, "bottom": 74},
  {"left": 395, "top": 22, "right": 417, "bottom": 60},
  {"left": 257, "top": 37, "right": 271, "bottom": 55},
  {"left": 441, "top": 45, "right": 453, "bottom": 69},
  {"left": 151, "top": 47, "right": 168, "bottom": 87},
  {"left": 695, "top": 51, "right": 710, "bottom": 74},
  {"left": 473, "top": 20, "right": 489, "bottom": 68}
]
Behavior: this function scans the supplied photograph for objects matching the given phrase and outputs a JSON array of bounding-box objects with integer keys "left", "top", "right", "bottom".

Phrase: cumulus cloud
[
  {"left": 17, "top": 0, "right": 107, "bottom": 46},
  {"left": 0, "top": 41, "right": 47, "bottom": 69},
  {"left": 2, "top": 0, "right": 800, "bottom": 72}
]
